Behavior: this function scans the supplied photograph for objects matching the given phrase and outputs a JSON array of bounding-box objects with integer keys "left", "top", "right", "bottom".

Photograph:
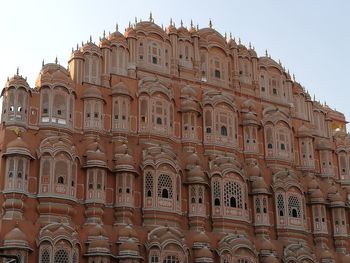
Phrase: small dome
[
  {"left": 88, "top": 224, "right": 107, "bottom": 238},
  {"left": 125, "top": 26, "right": 136, "bottom": 38},
  {"left": 249, "top": 48, "right": 257, "bottom": 57},
  {"left": 227, "top": 38, "right": 237, "bottom": 49},
  {"left": 310, "top": 188, "right": 324, "bottom": 201},
  {"left": 193, "top": 231, "right": 210, "bottom": 244},
  {"left": 308, "top": 178, "right": 319, "bottom": 191},
  {"left": 258, "top": 237, "right": 276, "bottom": 251},
  {"left": 248, "top": 164, "right": 261, "bottom": 177},
  {"left": 109, "top": 30, "right": 125, "bottom": 41},
  {"left": 82, "top": 86, "right": 103, "bottom": 100},
  {"left": 243, "top": 111, "right": 257, "bottom": 121},
  {"left": 195, "top": 247, "right": 213, "bottom": 259},
  {"left": 166, "top": 23, "right": 177, "bottom": 35},
  {"left": 89, "top": 238, "right": 110, "bottom": 252},
  {"left": 320, "top": 249, "right": 334, "bottom": 259},
  {"left": 35, "top": 63, "right": 73, "bottom": 88},
  {"left": 4, "top": 74, "right": 30, "bottom": 92},
  {"left": 186, "top": 165, "right": 207, "bottom": 184},
  {"left": 100, "top": 36, "right": 110, "bottom": 47},
  {"left": 115, "top": 143, "right": 128, "bottom": 154},
  {"left": 331, "top": 191, "right": 343, "bottom": 202},
  {"left": 7, "top": 136, "right": 29, "bottom": 150},
  {"left": 119, "top": 239, "right": 139, "bottom": 252},
  {"left": 4, "top": 226, "right": 28, "bottom": 242},
  {"left": 252, "top": 176, "right": 268, "bottom": 193},
  {"left": 5, "top": 136, "right": 33, "bottom": 158},
  {"left": 180, "top": 99, "right": 199, "bottom": 113},
  {"left": 111, "top": 82, "right": 131, "bottom": 97},
  {"left": 328, "top": 182, "right": 338, "bottom": 195},
  {"left": 262, "top": 256, "right": 279, "bottom": 263},
  {"left": 116, "top": 153, "right": 134, "bottom": 166},
  {"left": 186, "top": 152, "right": 201, "bottom": 167},
  {"left": 118, "top": 225, "right": 138, "bottom": 239},
  {"left": 297, "top": 124, "right": 313, "bottom": 137},
  {"left": 85, "top": 141, "right": 107, "bottom": 167}
]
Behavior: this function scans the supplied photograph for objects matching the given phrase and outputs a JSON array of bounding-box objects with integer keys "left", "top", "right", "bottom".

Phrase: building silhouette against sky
[{"left": 0, "top": 16, "right": 350, "bottom": 263}]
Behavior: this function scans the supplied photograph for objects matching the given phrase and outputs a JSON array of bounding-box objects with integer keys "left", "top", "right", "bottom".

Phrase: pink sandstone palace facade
[{"left": 0, "top": 16, "right": 350, "bottom": 263}]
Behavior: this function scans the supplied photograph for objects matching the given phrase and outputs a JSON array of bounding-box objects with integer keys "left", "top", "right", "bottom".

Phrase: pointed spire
[
  {"left": 249, "top": 42, "right": 251, "bottom": 49},
  {"left": 238, "top": 38, "right": 241, "bottom": 45},
  {"left": 230, "top": 32, "right": 232, "bottom": 39},
  {"left": 180, "top": 19, "right": 183, "bottom": 27},
  {"left": 76, "top": 43, "right": 79, "bottom": 50},
  {"left": 224, "top": 32, "right": 227, "bottom": 39},
  {"left": 209, "top": 19, "right": 212, "bottom": 28},
  {"left": 190, "top": 19, "right": 193, "bottom": 28},
  {"left": 89, "top": 35, "right": 92, "bottom": 42},
  {"left": 149, "top": 11, "right": 153, "bottom": 22},
  {"left": 103, "top": 30, "right": 106, "bottom": 38},
  {"left": 170, "top": 17, "right": 173, "bottom": 26},
  {"left": 135, "top": 17, "right": 137, "bottom": 24},
  {"left": 128, "top": 21, "right": 131, "bottom": 28},
  {"left": 42, "top": 59, "right": 45, "bottom": 67},
  {"left": 196, "top": 24, "right": 199, "bottom": 31},
  {"left": 116, "top": 23, "right": 119, "bottom": 31},
  {"left": 161, "top": 24, "right": 163, "bottom": 30},
  {"left": 16, "top": 67, "right": 19, "bottom": 75},
  {"left": 278, "top": 59, "right": 281, "bottom": 65},
  {"left": 265, "top": 49, "right": 268, "bottom": 57},
  {"left": 55, "top": 56, "right": 58, "bottom": 64},
  {"left": 293, "top": 74, "right": 296, "bottom": 81}
]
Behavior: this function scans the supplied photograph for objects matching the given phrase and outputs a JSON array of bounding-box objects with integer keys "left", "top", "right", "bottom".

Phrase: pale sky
[{"left": 1, "top": 0, "right": 349, "bottom": 126}]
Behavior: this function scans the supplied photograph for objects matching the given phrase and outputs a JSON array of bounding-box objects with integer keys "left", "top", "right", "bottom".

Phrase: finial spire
[
  {"left": 209, "top": 19, "right": 212, "bottom": 28},
  {"left": 190, "top": 19, "right": 193, "bottom": 28},
  {"left": 230, "top": 32, "right": 232, "bottom": 39},
  {"left": 16, "top": 67, "right": 19, "bottom": 75},
  {"left": 249, "top": 42, "right": 251, "bottom": 49},
  {"left": 129, "top": 21, "right": 131, "bottom": 28},
  {"left": 135, "top": 17, "right": 137, "bottom": 23},
  {"left": 265, "top": 49, "right": 268, "bottom": 57},
  {"left": 238, "top": 38, "right": 241, "bottom": 45},
  {"left": 149, "top": 11, "right": 153, "bottom": 22},
  {"left": 170, "top": 17, "right": 173, "bottom": 26},
  {"left": 116, "top": 23, "right": 118, "bottom": 31},
  {"left": 89, "top": 35, "right": 92, "bottom": 42},
  {"left": 76, "top": 43, "right": 79, "bottom": 50},
  {"left": 224, "top": 32, "right": 227, "bottom": 39},
  {"left": 55, "top": 56, "right": 58, "bottom": 64},
  {"left": 103, "top": 30, "right": 106, "bottom": 38},
  {"left": 180, "top": 19, "right": 183, "bottom": 27},
  {"left": 293, "top": 74, "right": 296, "bottom": 81},
  {"left": 196, "top": 24, "right": 199, "bottom": 31},
  {"left": 42, "top": 59, "right": 45, "bottom": 67}
]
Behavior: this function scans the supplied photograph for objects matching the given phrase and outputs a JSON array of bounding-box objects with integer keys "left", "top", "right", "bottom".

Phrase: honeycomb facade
[{"left": 0, "top": 17, "right": 350, "bottom": 263}]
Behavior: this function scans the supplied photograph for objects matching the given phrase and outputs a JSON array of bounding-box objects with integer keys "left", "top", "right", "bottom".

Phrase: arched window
[
  {"left": 40, "top": 249, "right": 50, "bottom": 263},
  {"left": 145, "top": 172, "right": 153, "bottom": 197},
  {"left": 205, "top": 109, "right": 212, "bottom": 134},
  {"left": 288, "top": 195, "right": 301, "bottom": 218},
  {"left": 221, "top": 125, "right": 227, "bottom": 136},
  {"left": 277, "top": 193, "right": 285, "bottom": 217},
  {"left": 54, "top": 249, "right": 69, "bottom": 263},
  {"left": 163, "top": 255, "right": 180, "bottom": 263},
  {"left": 157, "top": 174, "right": 173, "bottom": 199}
]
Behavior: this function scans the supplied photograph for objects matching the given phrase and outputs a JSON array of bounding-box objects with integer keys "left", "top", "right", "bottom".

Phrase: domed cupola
[
  {"left": 108, "top": 24, "right": 126, "bottom": 43},
  {"left": 84, "top": 139, "right": 107, "bottom": 168},
  {"left": 35, "top": 63, "right": 74, "bottom": 90},
  {"left": 4, "top": 135, "right": 34, "bottom": 159},
  {"left": 3, "top": 225, "right": 31, "bottom": 250},
  {"left": 1, "top": 71, "right": 31, "bottom": 126},
  {"left": 113, "top": 143, "right": 137, "bottom": 174},
  {"left": 85, "top": 224, "right": 111, "bottom": 261},
  {"left": 251, "top": 176, "right": 268, "bottom": 195},
  {"left": 116, "top": 225, "right": 142, "bottom": 262}
]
